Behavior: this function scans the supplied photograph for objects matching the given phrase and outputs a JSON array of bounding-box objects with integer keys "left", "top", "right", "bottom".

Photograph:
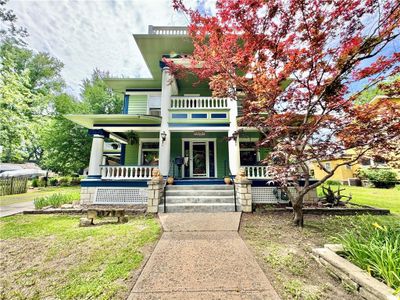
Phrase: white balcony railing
[
  {"left": 148, "top": 25, "right": 187, "bottom": 35},
  {"left": 171, "top": 97, "right": 229, "bottom": 109},
  {"left": 242, "top": 166, "right": 271, "bottom": 179},
  {"left": 100, "top": 166, "right": 155, "bottom": 180}
]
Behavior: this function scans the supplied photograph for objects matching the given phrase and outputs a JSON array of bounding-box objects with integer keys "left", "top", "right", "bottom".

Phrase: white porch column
[
  {"left": 228, "top": 98, "right": 240, "bottom": 175},
  {"left": 159, "top": 67, "right": 173, "bottom": 176},
  {"left": 88, "top": 131, "right": 106, "bottom": 179}
]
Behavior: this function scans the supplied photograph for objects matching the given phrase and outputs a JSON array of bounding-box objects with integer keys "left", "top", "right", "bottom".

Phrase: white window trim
[{"left": 138, "top": 138, "right": 159, "bottom": 165}]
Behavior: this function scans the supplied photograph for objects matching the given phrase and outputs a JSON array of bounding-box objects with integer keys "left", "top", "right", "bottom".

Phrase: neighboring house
[
  {"left": 66, "top": 26, "right": 317, "bottom": 211},
  {"left": 310, "top": 95, "right": 400, "bottom": 185}
]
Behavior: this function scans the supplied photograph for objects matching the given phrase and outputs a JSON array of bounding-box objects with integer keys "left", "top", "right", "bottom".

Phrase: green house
[{"left": 66, "top": 26, "right": 309, "bottom": 212}]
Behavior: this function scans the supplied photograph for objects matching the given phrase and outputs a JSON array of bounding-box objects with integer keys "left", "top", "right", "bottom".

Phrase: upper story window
[
  {"left": 324, "top": 162, "right": 331, "bottom": 171},
  {"left": 360, "top": 157, "right": 371, "bottom": 166}
]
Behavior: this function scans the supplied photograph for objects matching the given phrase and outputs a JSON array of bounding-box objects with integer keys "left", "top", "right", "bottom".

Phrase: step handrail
[
  {"left": 163, "top": 179, "right": 167, "bottom": 213},
  {"left": 225, "top": 160, "right": 237, "bottom": 212}
]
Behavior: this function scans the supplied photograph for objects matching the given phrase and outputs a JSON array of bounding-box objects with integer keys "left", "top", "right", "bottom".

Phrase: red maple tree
[{"left": 167, "top": 0, "right": 400, "bottom": 226}]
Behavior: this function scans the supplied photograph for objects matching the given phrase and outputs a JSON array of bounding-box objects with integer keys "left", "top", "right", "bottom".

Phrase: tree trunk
[{"left": 292, "top": 196, "right": 304, "bottom": 227}]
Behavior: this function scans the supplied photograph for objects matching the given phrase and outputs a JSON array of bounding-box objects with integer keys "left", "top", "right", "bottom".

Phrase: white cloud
[{"left": 8, "top": 0, "right": 201, "bottom": 98}]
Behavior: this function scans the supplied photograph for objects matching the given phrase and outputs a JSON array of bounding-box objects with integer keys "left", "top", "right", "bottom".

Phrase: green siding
[
  {"left": 123, "top": 132, "right": 159, "bottom": 165},
  {"left": 128, "top": 95, "right": 147, "bottom": 114}
]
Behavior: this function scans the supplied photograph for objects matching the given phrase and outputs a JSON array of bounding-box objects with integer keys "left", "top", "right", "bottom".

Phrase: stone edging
[
  {"left": 312, "top": 244, "right": 398, "bottom": 300},
  {"left": 23, "top": 207, "right": 146, "bottom": 215},
  {"left": 286, "top": 207, "right": 390, "bottom": 215}
]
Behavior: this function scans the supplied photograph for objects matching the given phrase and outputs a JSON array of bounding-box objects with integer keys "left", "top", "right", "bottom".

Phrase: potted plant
[
  {"left": 126, "top": 131, "right": 139, "bottom": 145},
  {"left": 224, "top": 176, "right": 232, "bottom": 184}
]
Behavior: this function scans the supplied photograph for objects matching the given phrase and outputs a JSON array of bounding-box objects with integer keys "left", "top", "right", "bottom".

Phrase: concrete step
[
  {"left": 158, "top": 203, "right": 240, "bottom": 213},
  {"left": 166, "top": 185, "right": 233, "bottom": 191},
  {"left": 166, "top": 190, "right": 234, "bottom": 197},
  {"left": 165, "top": 195, "right": 235, "bottom": 204}
]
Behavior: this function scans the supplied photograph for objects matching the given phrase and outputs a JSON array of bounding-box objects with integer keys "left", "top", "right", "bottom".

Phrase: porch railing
[
  {"left": 242, "top": 166, "right": 271, "bottom": 179},
  {"left": 100, "top": 166, "right": 155, "bottom": 180},
  {"left": 170, "top": 97, "right": 229, "bottom": 109},
  {"left": 148, "top": 25, "right": 187, "bottom": 35}
]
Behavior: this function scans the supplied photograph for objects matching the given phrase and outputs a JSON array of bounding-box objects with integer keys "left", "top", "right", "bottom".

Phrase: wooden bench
[{"left": 79, "top": 208, "right": 128, "bottom": 226}]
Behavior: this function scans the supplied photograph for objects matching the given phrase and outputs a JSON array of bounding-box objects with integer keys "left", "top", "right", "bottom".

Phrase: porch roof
[{"left": 65, "top": 114, "right": 162, "bottom": 129}]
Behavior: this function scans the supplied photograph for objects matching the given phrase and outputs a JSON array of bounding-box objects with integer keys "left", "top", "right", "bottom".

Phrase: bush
[
  {"left": 358, "top": 168, "right": 398, "bottom": 188},
  {"left": 325, "top": 180, "right": 342, "bottom": 186},
  {"left": 70, "top": 177, "right": 81, "bottom": 186},
  {"left": 335, "top": 216, "right": 400, "bottom": 293},
  {"left": 31, "top": 178, "right": 39, "bottom": 188},
  {"left": 34, "top": 192, "right": 80, "bottom": 209},
  {"left": 58, "top": 177, "right": 70, "bottom": 187},
  {"left": 49, "top": 178, "right": 58, "bottom": 186}
]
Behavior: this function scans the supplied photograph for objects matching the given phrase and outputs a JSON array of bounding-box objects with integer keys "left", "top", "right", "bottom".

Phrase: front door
[{"left": 191, "top": 142, "right": 208, "bottom": 177}]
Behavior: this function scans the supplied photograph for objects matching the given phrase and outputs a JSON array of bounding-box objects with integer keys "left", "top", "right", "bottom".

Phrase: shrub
[
  {"left": 358, "top": 168, "right": 398, "bottom": 188},
  {"left": 49, "top": 178, "right": 58, "bottom": 186},
  {"left": 58, "top": 177, "right": 71, "bottom": 187},
  {"left": 335, "top": 216, "right": 400, "bottom": 293},
  {"left": 34, "top": 192, "right": 80, "bottom": 209},
  {"left": 326, "top": 180, "right": 342, "bottom": 186},
  {"left": 31, "top": 178, "right": 39, "bottom": 188},
  {"left": 70, "top": 177, "right": 81, "bottom": 186}
]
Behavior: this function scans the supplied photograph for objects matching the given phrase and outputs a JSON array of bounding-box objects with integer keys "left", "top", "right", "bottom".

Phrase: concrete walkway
[
  {"left": 129, "top": 212, "right": 280, "bottom": 299},
  {"left": 0, "top": 201, "right": 34, "bottom": 217}
]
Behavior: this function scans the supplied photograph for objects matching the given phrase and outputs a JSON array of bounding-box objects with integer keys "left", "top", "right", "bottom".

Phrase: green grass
[
  {"left": 33, "top": 191, "right": 80, "bottom": 209},
  {"left": 0, "top": 186, "right": 80, "bottom": 206},
  {"left": 333, "top": 215, "right": 400, "bottom": 293},
  {"left": 0, "top": 214, "right": 161, "bottom": 299},
  {"left": 317, "top": 185, "right": 400, "bottom": 214}
]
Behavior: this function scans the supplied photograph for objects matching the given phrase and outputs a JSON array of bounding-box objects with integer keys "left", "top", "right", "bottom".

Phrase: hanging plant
[{"left": 126, "top": 131, "right": 139, "bottom": 145}]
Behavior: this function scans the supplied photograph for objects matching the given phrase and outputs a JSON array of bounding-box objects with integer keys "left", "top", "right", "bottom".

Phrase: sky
[
  {"left": 8, "top": 0, "right": 215, "bottom": 97},
  {"left": 7, "top": 0, "right": 399, "bottom": 98}
]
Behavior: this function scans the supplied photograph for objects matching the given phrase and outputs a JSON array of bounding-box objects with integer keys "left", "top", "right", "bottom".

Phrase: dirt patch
[{"left": 240, "top": 212, "right": 363, "bottom": 300}]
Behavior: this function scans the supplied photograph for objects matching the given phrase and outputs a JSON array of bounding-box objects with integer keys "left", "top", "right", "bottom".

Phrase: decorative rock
[
  {"left": 79, "top": 217, "right": 93, "bottom": 227},
  {"left": 61, "top": 204, "right": 73, "bottom": 209}
]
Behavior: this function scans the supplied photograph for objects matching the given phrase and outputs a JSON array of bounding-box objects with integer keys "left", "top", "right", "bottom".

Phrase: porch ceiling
[{"left": 65, "top": 114, "right": 162, "bottom": 129}]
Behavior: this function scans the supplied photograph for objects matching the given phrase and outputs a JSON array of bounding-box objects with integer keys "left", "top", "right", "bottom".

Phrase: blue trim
[
  {"left": 120, "top": 144, "right": 126, "bottom": 165},
  {"left": 171, "top": 113, "right": 188, "bottom": 119},
  {"left": 159, "top": 60, "right": 167, "bottom": 69},
  {"left": 88, "top": 129, "right": 109, "bottom": 137},
  {"left": 94, "top": 123, "right": 160, "bottom": 127},
  {"left": 169, "top": 123, "right": 230, "bottom": 127},
  {"left": 87, "top": 175, "right": 102, "bottom": 179},
  {"left": 123, "top": 95, "right": 129, "bottom": 114},
  {"left": 81, "top": 179, "right": 148, "bottom": 187},
  {"left": 211, "top": 113, "right": 227, "bottom": 119},
  {"left": 191, "top": 113, "right": 207, "bottom": 119}
]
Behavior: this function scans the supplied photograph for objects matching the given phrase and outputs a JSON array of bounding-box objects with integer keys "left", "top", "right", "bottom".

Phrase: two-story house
[{"left": 66, "top": 26, "right": 307, "bottom": 212}]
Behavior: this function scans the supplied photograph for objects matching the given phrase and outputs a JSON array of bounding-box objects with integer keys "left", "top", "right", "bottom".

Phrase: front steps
[{"left": 159, "top": 185, "right": 239, "bottom": 213}]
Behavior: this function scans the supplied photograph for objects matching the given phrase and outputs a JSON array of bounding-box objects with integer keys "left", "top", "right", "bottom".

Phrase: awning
[{"left": 64, "top": 114, "right": 162, "bottom": 131}]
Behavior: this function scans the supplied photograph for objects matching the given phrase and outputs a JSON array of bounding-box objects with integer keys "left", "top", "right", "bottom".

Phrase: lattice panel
[
  {"left": 94, "top": 188, "right": 147, "bottom": 205},
  {"left": 252, "top": 187, "right": 296, "bottom": 203}
]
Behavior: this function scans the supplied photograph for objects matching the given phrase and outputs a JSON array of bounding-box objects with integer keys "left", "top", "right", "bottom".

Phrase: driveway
[{"left": 128, "top": 212, "right": 280, "bottom": 299}]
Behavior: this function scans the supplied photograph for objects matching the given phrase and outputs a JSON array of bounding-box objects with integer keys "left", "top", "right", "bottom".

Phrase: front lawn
[
  {"left": 317, "top": 185, "right": 400, "bottom": 214},
  {"left": 0, "top": 214, "right": 161, "bottom": 299},
  {"left": 0, "top": 186, "right": 81, "bottom": 206},
  {"left": 241, "top": 212, "right": 400, "bottom": 300}
]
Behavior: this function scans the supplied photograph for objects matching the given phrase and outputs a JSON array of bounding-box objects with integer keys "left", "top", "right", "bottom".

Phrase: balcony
[
  {"left": 242, "top": 166, "right": 271, "bottom": 179},
  {"left": 170, "top": 97, "right": 229, "bottom": 109},
  {"left": 100, "top": 166, "right": 156, "bottom": 180},
  {"left": 148, "top": 26, "right": 187, "bottom": 35}
]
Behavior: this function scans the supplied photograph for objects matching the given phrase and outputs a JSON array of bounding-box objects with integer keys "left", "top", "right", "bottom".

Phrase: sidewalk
[
  {"left": 0, "top": 201, "right": 34, "bottom": 217},
  {"left": 128, "top": 212, "right": 280, "bottom": 299}
]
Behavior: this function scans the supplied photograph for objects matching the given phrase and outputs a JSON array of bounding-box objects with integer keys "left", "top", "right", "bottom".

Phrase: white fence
[
  {"left": 100, "top": 166, "right": 155, "bottom": 180},
  {"left": 252, "top": 187, "right": 296, "bottom": 203},
  {"left": 242, "top": 166, "right": 271, "bottom": 179},
  {"left": 148, "top": 26, "right": 187, "bottom": 35},
  {"left": 171, "top": 97, "right": 229, "bottom": 109}
]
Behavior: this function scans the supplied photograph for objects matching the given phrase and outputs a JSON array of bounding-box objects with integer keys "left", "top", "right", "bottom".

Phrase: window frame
[
  {"left": 138, "top": 138, "right": 160, "bottom": 166},
  {"left": 239, "top": 138, "right": 260, "bottom": 166}
]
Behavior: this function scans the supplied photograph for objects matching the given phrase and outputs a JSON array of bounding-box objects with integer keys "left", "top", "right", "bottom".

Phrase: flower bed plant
[
  {"left": 34, "top": 192, "right": 80, "bottom": 209},
  {"left": 335, "top": 216, "right": 400, "bottom": 294}
]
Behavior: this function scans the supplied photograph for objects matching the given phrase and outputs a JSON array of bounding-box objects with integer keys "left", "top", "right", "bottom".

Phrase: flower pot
[
  {"left": 167, "top": 176, "right": 174, "bottom": 185},
  {"left": 224, "top": 177, "right": 231, "bottom": 184}
]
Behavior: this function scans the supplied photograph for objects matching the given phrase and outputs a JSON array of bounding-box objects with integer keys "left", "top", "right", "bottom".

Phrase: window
[
  {"left": 140, "top": 141, "right": 159, "bottom": 166},
  {"left": 149, "top": 108, "right": 161, "bottom": 116},
  {"left": 324, "top": 162, "right": 331, "bottom": 171},
  {"left": 240, "top": 141, "right": 258, "bottom": 166},
  {"left": 191, "top": 113, "right": 207, "bottom": 119},
  {"left": 171, "top": 113, "right": 188, "bottom": 119},
  {"left": 360, "top": 157, "right": 371, "bottom": 166},
  {"left": 211, "top": 113, "right": 227, "bottom": 119},
  {"left": 346, "top": 164, "right": 352, "bottom": 170}
]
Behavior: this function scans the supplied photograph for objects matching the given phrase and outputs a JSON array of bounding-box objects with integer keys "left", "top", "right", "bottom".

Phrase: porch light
[{"left": 161, "top": 131, "right": 167, "bottom": 143}]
